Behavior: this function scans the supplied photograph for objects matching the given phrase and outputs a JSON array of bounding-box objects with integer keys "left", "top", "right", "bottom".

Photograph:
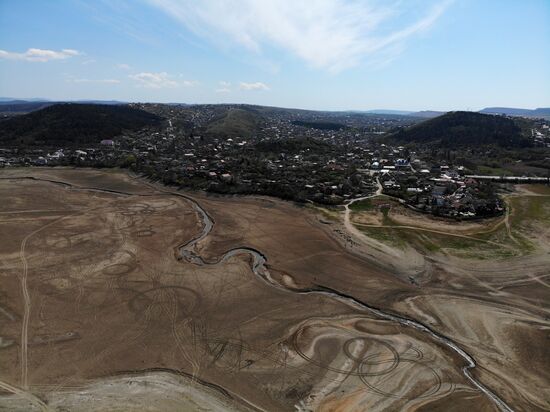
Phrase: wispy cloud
[
  {"left": 0, "top": 48, "right": 81, "bottom": 62},
  {"left": 178, "top": 75, "right": 199, "bottom": 87},
  {"left": 129, "top": 72, "right": 178, "bottom": 88},
  {"left": 67, "top": 77, "right": 121, "bottom": 84},
  {"left": 146, "top": 0, "right": 451, "bottom": 72},
  {"left": 215, "top": 81, "right": 231, "bottom": 93},
  {"left": 129, "top": 71, "right": 197, "bottom": 88},
  {"left": 239, "top": 81, "right": 270, "bottom": 91},
  {"left": 116, "top": 63, "right": 132, "bottom": 70}
]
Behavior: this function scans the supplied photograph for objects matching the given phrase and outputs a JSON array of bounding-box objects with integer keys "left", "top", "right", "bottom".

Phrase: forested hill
[
  {"left": 387, "top": 111, "right": 532, "bottom": 148},
  {"left": 205, "top": 107, "right": 262, "bottom": 138},
  {"left": 0, "top": 103, "right": 162, "bottom": 146}
]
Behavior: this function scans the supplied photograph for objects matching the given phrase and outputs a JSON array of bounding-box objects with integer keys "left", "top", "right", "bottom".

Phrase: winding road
[{"left": 342, "top": 177, "right": 383, "bottom": 243}]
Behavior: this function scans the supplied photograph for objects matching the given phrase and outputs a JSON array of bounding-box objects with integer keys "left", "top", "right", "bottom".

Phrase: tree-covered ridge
[
  {"left": 0, "top": 103, "right": 162, "bottom": 146},
  {"left": 388, "top": 111, "right": 532, "bottom": 148}
]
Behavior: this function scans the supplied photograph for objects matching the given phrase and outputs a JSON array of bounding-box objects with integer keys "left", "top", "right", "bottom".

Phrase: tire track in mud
[
  {"left": 3, "top": 174, "right": 515, "bottom": 412},
  {"left": 172, "top": 178, "right": 515, "bottom": 412},
  {"left": 1, "top": 176, "right": 224, "bottom": 408},
  {"left": 18, "top": 214, "right": 75, "bottom": 389},
  {"left": 279, "top": 282, "right": 512, "bottom": 411},
  {"left": 0, "top": 379, "right": 53, "bottom": 412}
]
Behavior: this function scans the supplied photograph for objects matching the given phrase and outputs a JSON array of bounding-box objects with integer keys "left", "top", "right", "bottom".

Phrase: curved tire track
[{"left": 3, "top": 174, "right": 515, "bottom": 412}]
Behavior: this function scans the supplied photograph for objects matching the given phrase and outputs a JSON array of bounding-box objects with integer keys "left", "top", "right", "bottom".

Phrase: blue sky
[{"left": 0, "top": 0, "right": 549, "bottom": 111}]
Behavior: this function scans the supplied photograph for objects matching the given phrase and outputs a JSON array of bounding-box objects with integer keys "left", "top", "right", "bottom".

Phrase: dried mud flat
[{"left": 0, "top": 168, "right": 548, "bottom": 411}]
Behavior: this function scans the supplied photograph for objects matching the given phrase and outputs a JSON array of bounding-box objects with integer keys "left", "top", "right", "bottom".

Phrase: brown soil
[{"left": 0, "top": 168, "right": 548, "bottom": 411}]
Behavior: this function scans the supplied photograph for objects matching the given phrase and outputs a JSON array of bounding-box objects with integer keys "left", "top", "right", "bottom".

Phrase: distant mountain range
[
  {"left": 362, "top": 108, "right": 550, "bottom": 120},
  {"left": 361, "top": 109, "right": 414, "bottom": 116},
  {"left": 361, "top": 109, "right": 445, "bottom": 118},
  {"left": 1, "top": 98, "right": 549, "bottom": 120},
  {"left": 479, "top": 107, "right": 550, "bottom": 118},
  {"left": 409, "top": 110, "right": 446, "bottom": 118},
  {"left": 0, "top": 97, "right": 50, "bottom": 102},
  {"left": 0, "top": 101, "right": 54, "bottom": 113},
  {"left": 0, "top": 99, "right": 126, "bottom": 113},
  {"left": 0, "top": 98, "right": 126, "bottom": 105}
]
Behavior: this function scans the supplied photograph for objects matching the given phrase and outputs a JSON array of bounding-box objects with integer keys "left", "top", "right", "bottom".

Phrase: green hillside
[
  {"left": 388, "top": 111, "right": 532, "bottom": 148},
  {"left": 0, "top": 103, "right": 162, "bottom": 146},
  {"left": 206, "top": 107, "right": 262, "bottom": 138}
]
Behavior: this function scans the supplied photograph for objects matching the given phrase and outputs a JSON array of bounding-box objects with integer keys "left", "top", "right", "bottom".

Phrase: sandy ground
[
  {"left": 0, "top": 168, "right": 548, "bottom": 411},
  {"left": 0, "top": 372, "right": 249, "bottom": 412}
]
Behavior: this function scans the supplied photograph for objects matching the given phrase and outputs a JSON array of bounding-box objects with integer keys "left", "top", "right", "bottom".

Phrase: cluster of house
[
  {"left": 0, "top": 103, "right": 507, "bottom": 217},
  {"left": 375, "top": 159, "right": 503, "bottom": 218},
  {"left": 0, "top": 138, "right": 118, "bottom": 167},
  {"left": 531, "top": 120, "right": 550, "bottom": 146},
  {"left": 76, "top": 104, "right": 414, "bottom": 203}
]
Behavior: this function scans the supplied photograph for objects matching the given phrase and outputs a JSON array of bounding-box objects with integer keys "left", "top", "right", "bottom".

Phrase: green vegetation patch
[
  {"left": 358, "top": 227, "right": 407, "bottom": 249},
  {"left": 509, "top": 196, "right": 550, "bottom": 227},
  {"left": 353, "top": 191, "right": 549, "bottom": 257},
  {"left": 476, "top": 165, "right": 514, "bottom": 176},
  {"left": 206, "top": 107, "right": 262, "bottom": 138},
  {"left": 350, "top": 196, "right": 398, "bottom": 213},
  {"left": 359, "top": 223, "right": 516, "bottom": 259},
  {"left": 523, "top": 184, "right": 550, "bottom": 196},
  {"left": 308, "top": 204, "right": 340, "bottom": 222},
  {"left": 349, "top": 198, "right": 374, "bottom": 211}
]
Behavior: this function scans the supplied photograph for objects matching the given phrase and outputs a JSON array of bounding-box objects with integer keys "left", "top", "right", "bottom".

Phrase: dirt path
[
  {"left": 18, "top": 214, "right": 72, "bottom": 389},
  {"left": 343, "top": 177, "right": 382, "bottom": 230},
  {"left": 501, "top": 196, "right": 519, "bottom": 244},
  {"left": 341, "top": 179, "right": 403, "bottom": 259},
  {"left": 0, "top": 210, "right": 73, "bottom": 215},
  {"left": 0, "top": 379, "right": 53, "bottom": 411}
]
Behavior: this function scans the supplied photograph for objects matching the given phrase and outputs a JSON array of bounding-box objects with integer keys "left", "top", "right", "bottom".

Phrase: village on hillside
[{"left": 1, "top": 104, "right": 549, "bottom": 220}]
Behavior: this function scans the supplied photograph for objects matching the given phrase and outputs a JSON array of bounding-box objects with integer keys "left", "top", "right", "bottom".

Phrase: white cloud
[
  {"left": 67, "top": 78, "right": 121, "bottom": 84},
  {"left": 128, "top": 71, "right": 198, "bottom": 88},
  {"left": 181, "top": 79, "right": 199, "bottom": 87},
  {"left": 0, "top": 48, "right": 81, "bottom": 62},
  {"left": 116, "top": 63, "right": 132, "bottom": 70},
  {"left": 129, "top": 72, "right": 179, "bottom": 88},
  {"left": 147, "top": 0, "right": 452, "bottom": 72},
  {"left": 239, "top": 82, "right": 269, "bottom": 91},
  {"left": 215, "top": 81, "right": 231, "bottom": 93}
]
